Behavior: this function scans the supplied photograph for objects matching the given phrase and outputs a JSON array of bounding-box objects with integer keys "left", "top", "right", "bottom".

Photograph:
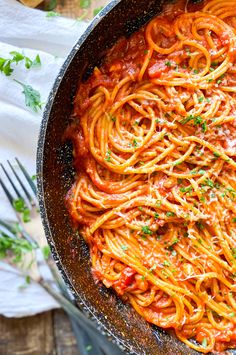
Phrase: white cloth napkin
[{"left": 0, "top": 0, "right": 88, "bottom": 317}]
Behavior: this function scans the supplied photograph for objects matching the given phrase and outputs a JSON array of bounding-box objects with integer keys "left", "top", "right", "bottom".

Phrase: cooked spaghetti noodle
[{"left": 66, "top": 0, "right": 236, "bottom": 352}]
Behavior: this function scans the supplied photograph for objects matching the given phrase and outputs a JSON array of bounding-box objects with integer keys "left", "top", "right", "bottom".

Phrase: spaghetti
[{"left": 66, "top": 0, "right": 236, "bottom": 352}]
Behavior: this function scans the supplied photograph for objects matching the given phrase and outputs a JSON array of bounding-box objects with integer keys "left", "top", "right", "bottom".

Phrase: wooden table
[{"left": 0, "top": 1, "right": 109, "bottom": 354}]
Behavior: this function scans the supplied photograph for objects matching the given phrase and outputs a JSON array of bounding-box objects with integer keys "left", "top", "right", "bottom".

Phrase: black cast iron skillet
[{"left": 37, "top": 1, "right": 234, "bottom": 354}]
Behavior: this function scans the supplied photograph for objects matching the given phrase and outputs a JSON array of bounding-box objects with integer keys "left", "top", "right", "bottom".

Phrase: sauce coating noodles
[{"left": 66, "top": 0, "right": 236, "bottom": 352}]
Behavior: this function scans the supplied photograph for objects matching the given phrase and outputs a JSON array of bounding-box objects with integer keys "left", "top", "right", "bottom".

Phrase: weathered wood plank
[
  {"left": 0, "top": 311, "right": 55, "bottom": 355},
  {"left": 53, "top": 310, "right": 78, "bottom": 355}
]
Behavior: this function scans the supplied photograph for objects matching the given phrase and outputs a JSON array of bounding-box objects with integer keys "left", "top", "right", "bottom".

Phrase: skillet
[{"left": 37, "top": 0, "right": 233, "bottom": 354}]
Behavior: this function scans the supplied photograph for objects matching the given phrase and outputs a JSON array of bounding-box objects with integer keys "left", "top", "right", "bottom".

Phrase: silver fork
[{"left": 0, "top": 158, "right": 124, "bottom": 355}]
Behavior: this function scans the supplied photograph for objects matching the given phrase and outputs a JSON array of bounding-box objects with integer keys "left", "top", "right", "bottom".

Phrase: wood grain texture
[
  {"left": 0, "top": 312, "right": 55, "bottom": 355},
  {"left": 0, "top": 310, "right": 80, "bottom": 355},
  {"left": 53, "top": 310, "right": 78, "bottom": 355}
]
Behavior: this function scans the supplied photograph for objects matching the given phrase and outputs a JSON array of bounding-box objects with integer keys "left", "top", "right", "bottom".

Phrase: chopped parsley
[
  {"left": 13, "top": 80, "right": 43, "bottom": 113},
  {"left": 213, "top": 152, "right": 221, "bottom": 158},
  {"left": 46, "top": 11, "right": 60, "bottom": 18},
  {"left": 0, "top": 52, "right": 41, "bottom": 76},
  {"left": 180, "top": 115, "right": 207, "bottom": 132},
  {"left": 165, "top": 61, "right": 172, "bottom": 67},
  {"left": 93, "top": 7, "right": 103, "bottom": 16},
  {"left": 104, "top": 150, "right": 111, "bottom": 162},
  {"left": 142, "top": 226, "right": 153, "bottom": 235},
  {"left": 180, "top": 186, "right": 192, "bottom": 193},
  {"left": 166, "top": 211, "right": 175, "bottom": 217},
  {"left": 163, "top": 260, "right": 171, "bottom": 267},
  {"left": 154, "top": 213, "right": 159, "bottom": 220},
  {"left": 80, "top": 0, "right": 91, "bottom": 8},
  {"left": 198, "top": 96, "right": 204, "bottom": 103},
  {"left": 13, "top": 198, "right": 31, "bottom": 223}
]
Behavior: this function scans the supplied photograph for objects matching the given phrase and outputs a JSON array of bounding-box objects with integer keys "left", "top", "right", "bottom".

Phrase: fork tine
[
  {"left": 15, "top": 158, "right": 37, "bottom": 197},
  {"left": 7, "top": 160, "right": 32, "bottom": 203},
  {"left": 1, "top": 163, "right": 22, "bottom": 200},
  {"left": 0, "top": 176, "right": 15, "bottom": 204}
]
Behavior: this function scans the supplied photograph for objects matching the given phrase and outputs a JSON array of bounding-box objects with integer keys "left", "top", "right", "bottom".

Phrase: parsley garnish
[
  {"left": 196, "top": 221, "right": 204, "bottom": 230},
  {"left": 141, "top": 226, "right": 153, "bottom": 235},
  {"left": 154, "top": 213, "right": 159, "bottom": 220},
  {"left": 104, "top": 150, "right": 111, "bottom": 162},
  {"left": 165, "top": 61, "right": 171, "bottom": 67},
  {"left": 93, "top": 7, "right": 104, "bottom": 16},
  {"left": 213, "top": 152, "right": 221, "bottom": 158},
  {"left": 163, "top": 260, "right": 171, "bottom": 267},
  {"left": 198, "top": 96, "right": 204, "bottom": 103},
  {"left": 13, "top": 198, "right": 31, "bottom": 223},
  {"left": 233, "top": 218, "right": 236, "bottom": 223},
  {"left": 0, "top": 52, "right": 41, "bottom": 76},
  {"left": 166, "top": 211, "right": 175, "bottom": 217},
  {"left": 204, "top": 178, "right": 215, "bottom": 188},
  {"left": 42, "top": 245, "right": 50, "bottom": 260},
  {"left": 14, "top": 80, "right": 43, "bottom": 113},
  {"left": 46, "top": 11, "right": 60, "bottom": 18},
  {"left": 0, "top": 230, "right": 33, "bottom": 263},
  {"left": 180, "top": 186, "right": 192, "bottom": 193},
  {"left": 80, "top": 0, "right": 91, "bottom": 8}
]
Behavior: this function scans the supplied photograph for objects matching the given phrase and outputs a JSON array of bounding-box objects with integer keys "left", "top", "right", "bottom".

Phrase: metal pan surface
[{"left": 37, "top": 1, "right": 222, "bottom": 354}]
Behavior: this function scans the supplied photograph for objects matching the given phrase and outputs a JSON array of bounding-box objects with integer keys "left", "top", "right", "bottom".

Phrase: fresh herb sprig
[
  {"left": 13, "top": 80, "right": 43, "bottom": 113},
  {"left": 0, "top": 228, "right": 34, "bottom": 263},
  {"left": 0, "top": 52, "right": 41, "bottom": 77},
  {"left": 46, "top": 11, "right": 60, "bottom": 18},
  {"left": 180, "top": 115, "right": 207, "bottom": 133},
  {"left": 13, "top": 198, "right": 31, "bottom": 223}
]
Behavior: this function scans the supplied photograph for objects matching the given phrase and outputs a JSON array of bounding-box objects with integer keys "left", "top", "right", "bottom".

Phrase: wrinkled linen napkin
[{"left": 0, "top": 0, "right": 88, "bottom": 317}]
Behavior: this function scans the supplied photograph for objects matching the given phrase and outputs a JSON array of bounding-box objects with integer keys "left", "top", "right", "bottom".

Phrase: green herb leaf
[
  {"left": 141, "top": 226, "right": 153, "bottom": 235},
  {"left": 0, "top": 231, "right": 33, "bottom": 263},
  {"left": 10, "top": 51, "right": 25, "bottom": 64},
  {"left": 163, "top": 260, "right": 171, "bottom": 267},
  {"left": 0, "top": 59, "right": 13, "bottom": 76},
  {"left": 42, "top": 245, "right": 51, "bottom": 259},
  {"left": 166, "top": 211, "right": 175, "bottom": 217},
  {"left": 14, "top": 80, "right": 42, "bottom": 112},
  {"left": 46, "top": 11, "right": 60, "bottom": 18},
  {"left": 80, "top": 0, "right": 91, "bottom": 9},
  {"left": 93, "top": 6, "right": 103, "bottom": 16},
  {"left": 31, "top": 54, "right": 41, "bottom": 68},
  {"left": 45, "top": 0, "right": 57, "bottom": 10},
  {"left": 165, "top": 61, "right": 171, "bottom": 67},
  {"left": 13, "top": 198, "right": 25, "bottom": 212}
]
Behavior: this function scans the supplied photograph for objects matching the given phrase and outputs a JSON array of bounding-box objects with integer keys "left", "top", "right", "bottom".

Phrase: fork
[{"left": 0, "top": 158, "right": 124, "bottom": 355}]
